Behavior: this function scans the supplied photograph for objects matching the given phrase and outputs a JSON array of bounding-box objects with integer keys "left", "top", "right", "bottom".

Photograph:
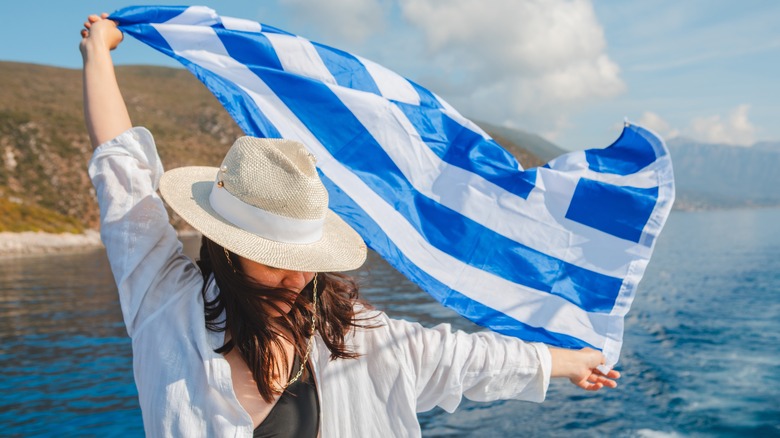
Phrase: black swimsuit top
[{"left": 253, "top": 356, "right": 320, "bottom": 438}]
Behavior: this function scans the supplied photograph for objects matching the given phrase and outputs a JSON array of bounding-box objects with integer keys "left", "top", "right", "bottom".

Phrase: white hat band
[{"left": 208, "top": 180, "right": 325, "bottom": 244}]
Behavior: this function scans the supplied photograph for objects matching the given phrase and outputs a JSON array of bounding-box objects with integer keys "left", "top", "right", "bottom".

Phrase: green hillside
[
  {"left": 0, "top": 61, "right": 548, "bottom": 233},
  {"left": 0, "top": 61, "right": 242, "bottom": 232}
]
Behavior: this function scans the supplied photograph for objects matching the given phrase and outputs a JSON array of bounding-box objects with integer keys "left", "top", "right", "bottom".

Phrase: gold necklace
[{"left": 283, "top": 273, "right": 317, "bottom": 388}]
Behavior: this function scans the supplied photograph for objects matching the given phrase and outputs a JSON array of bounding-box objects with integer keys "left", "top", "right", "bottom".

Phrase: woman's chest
[{"left": 223, "top": 346, "right": 292, "bottom": 428}]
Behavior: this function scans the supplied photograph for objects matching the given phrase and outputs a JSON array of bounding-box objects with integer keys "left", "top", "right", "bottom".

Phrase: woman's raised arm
[
  {"left": 82, "top": 13, "right": 200, "bottom": 337},
  {"left": 80, "top": 13, "right": 131, "bottom": 148}
]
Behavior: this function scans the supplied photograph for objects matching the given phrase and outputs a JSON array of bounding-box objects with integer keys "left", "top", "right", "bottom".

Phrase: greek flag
[{"left": 111, "top": 5, "right": 674, "bottom": 368}]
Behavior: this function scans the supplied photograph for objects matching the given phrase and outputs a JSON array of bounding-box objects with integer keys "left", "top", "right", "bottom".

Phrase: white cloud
[
  {"left": 397, "top": 0, "right": 625, "bottom": 136},
  {"left": 687, "top": 105, "right": 756, "bottom": 146},
  {"left": 638, "top": 111, "right": 680, "bottom": 140},
  {"left": 274, "top": 0, "right": 625, "bottom": 141},
  {"left": 634, "top": 107, "right": 757, "bottom": 146},
  {"left": 278, "top": 0, "right": 388, "bottom": 41}
]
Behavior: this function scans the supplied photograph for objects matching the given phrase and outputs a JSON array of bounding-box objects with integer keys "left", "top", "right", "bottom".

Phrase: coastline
[
  {"left": 0, "top": 230, "right": 201, "bottom": 258},
  {"left": 0, "top": 230, "right": 104, "bottom": 258}
]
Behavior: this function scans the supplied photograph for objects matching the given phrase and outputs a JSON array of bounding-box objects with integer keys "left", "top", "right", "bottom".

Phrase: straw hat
[{"left": 159, "top": 137, "right": 367, "bottom": 272}]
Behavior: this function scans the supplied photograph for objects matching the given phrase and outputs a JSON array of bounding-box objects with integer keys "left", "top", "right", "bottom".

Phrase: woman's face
[{"left": 237, "top": 256, "right": 315, "bottom": 314}]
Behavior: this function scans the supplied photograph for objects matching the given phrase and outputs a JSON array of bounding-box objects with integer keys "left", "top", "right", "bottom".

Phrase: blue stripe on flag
[
  {"left": 395, "top": 102, "right": 537, "bottom": 199},
  {"left": 320, "top": 172, "right": 597, "bottom": 350},
  {"left": 585, "top": 124, "right": 658, "bottom": 175},
  {"left": 312, "top": 43, "right": 382, "bottom": 95},
  {"left": 408, "top": 81, "right": 443, "bottom": 109},
  {"left": 192, "top": 69, "right": 283, "bottom": 139},
  {"left": 115, "top": 23, "right": 283, "bottom": 138},
  {"left": 214, "top": 27, "right": 284, "bottom": 71},
  {"left": 115, "top": 23, "right": 182, "bottom": 67},
  {"left": 239, "top": 66, "right": 622, "bottom": 312},
  {"left": 566, "top": 178, "right": 659, "bottom": 243},
  {"left": 110, "top": 6, "right": 189, "bottom": 25}
]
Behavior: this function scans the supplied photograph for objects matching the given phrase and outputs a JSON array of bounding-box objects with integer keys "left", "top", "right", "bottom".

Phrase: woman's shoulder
[{"left": 349, "top": 303, "right": 430, "bottom": 342}]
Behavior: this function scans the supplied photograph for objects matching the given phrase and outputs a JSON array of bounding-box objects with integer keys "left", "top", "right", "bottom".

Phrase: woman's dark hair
[{"left": 196, "top": 236, "right": 372, "bottom": 402}]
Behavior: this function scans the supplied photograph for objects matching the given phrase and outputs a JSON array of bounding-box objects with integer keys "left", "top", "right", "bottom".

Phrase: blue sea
[{"left": 1, "top": 208, "right": 779, "bottom": 437}]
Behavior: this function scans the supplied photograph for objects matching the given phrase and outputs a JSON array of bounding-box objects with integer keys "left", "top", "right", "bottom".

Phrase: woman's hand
[
  {"left": 80, "top": 13, "right": 123, "bottom": 59},
  {"left": 549, "top": 347, "right": 621, "bottom": 391},
  {"left": 80, "top": 12, "right": 132, "bottom": 148}
]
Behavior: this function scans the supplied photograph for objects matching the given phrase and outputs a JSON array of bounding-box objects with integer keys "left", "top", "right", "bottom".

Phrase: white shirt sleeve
[
  {"left": 88, "top": 127, "right": 202, "bottom": 337},
  {"left": 384, "top": 315, "right": 551, "bottom": 413}
]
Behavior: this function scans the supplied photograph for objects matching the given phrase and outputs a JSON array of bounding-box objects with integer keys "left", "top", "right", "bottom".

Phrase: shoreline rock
[
  {"left": 0, "top": 230, "right": 203, "bottom": 259},
  {"left": 0, "top": 230, "right": 104, "bottom": 258}
]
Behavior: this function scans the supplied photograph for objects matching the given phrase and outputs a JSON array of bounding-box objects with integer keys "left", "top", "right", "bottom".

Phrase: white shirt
[{"left": 88, "top": 127, "right": 552, "bottom": 437}]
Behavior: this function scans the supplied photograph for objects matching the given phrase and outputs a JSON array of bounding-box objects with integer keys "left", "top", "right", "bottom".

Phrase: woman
[{"left": 81, "top": 13, "right": 619, "bottom": 437}]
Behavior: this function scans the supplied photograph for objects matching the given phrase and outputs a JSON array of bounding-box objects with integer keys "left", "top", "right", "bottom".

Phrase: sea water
[{"left": 1, "top": 208, "right": 779, "bottom": 437}]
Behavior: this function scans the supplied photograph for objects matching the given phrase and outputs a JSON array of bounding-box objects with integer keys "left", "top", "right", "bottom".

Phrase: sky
[{"left": 1, "top": 0, "right": 778, "bottom": 151}]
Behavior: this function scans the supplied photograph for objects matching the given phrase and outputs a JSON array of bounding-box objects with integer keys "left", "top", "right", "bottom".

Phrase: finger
[
  {"left": 596, "top": 377, "right": 618, "bottom": 388},
  {"left": 81, "top": 29, "right": 88, "bottom": 38},
  {"left": 591, "top": 371, "right": 615, "bottom": 383},
  {"left": 88, "top": 14, "right": 101, "bottom": 23},
  {"left": 101, "top": 12, "right": 109, "bottom": 18},
  {"left": 590, "top": 382, "right": 604, "bottom": 391},
  {"left": 592, "top": 368, "right": 621, "bottom": 380},
  {"left": 84, "top": 20, "right": 92, "bottom": 29},
  {"left": 579, "top": 381, "right": 603, "bottom": 391},
  {"left": 588, "top": 373, "right": 618, "bottom": 389},
  {"left": 574, "top": 376, "right": 603, "bottom": 391}
]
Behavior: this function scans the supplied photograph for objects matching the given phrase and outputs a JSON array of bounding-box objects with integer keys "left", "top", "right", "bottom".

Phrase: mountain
[
  {"left": 0, "top": 61, "right": 244, "bottom": 233},
  {"left": 464, "top": 126, "right": 780, "bottom": 210},
  {"left": 667, "top": 138, "right": 780, "bottom": 209},
  {"left": 475, "top": 121, "right": 567, "bottom": 164},
  {"left": 0, "top": 61, "right": 552, "bottom": 233}
]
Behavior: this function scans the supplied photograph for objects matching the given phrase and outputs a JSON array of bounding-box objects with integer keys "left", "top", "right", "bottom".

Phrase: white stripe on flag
[
  {"left": 220, "top": 16, "right": 262, "bottom": 33},
  {"left": 356, "top": 55, "right": 421, "bottom": 105},
  {"left": 265, "top": 34, "right": 337, "bottom": 85},
  {"left": 163, "top": 5, "right": 218, "bottom": 26},
  {"left": 547, "top": 151, "right": 663, "bottom": 189}
]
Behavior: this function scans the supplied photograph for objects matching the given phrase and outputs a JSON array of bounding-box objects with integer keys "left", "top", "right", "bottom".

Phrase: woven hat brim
[{"left": 159, "top": 166, "right": 367, "bottom": 272}]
